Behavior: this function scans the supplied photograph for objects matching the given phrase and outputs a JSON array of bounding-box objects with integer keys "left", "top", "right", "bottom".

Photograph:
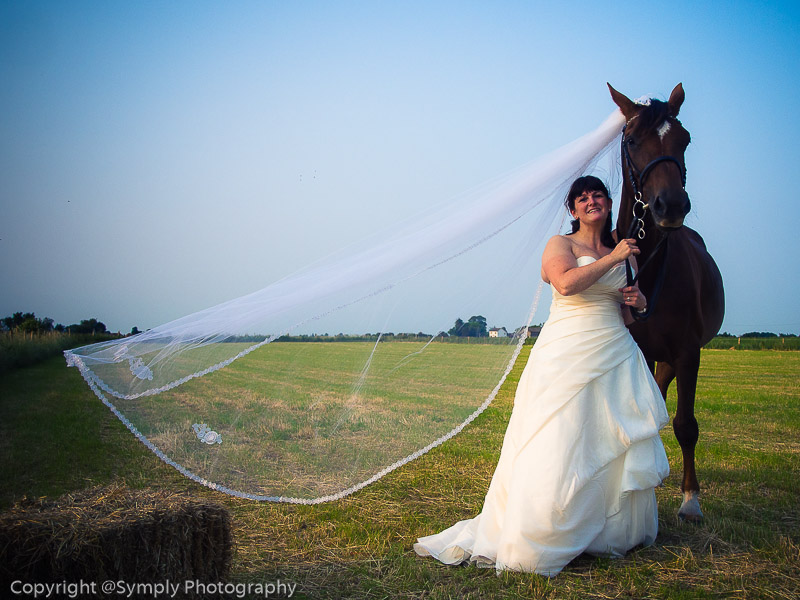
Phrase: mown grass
[
  {"left": 95, "top": 340, "right": 518, "bottom": 499},
  {"left": 0, "top": 348, "right": 798, "bottom": 599}
]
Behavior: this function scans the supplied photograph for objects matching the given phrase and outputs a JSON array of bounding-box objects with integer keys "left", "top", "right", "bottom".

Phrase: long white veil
[{"left": 65, "top": 109, "right": 625, "bottom": 503}]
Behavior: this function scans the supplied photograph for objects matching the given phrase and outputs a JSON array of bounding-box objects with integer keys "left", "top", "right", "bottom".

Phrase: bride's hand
[
  {"left": 610, "top": 238, "right": 640, "bottom": 263},
  {"left": 619, "top": 285, "right": 647, "bottom": 311}
]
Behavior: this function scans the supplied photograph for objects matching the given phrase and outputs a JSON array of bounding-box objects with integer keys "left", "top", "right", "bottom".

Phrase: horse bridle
[
  {"left": 621, "top": 123, "right": 687, "bottom": 241},
  {"left": 620, "top": 123, "right": 686, "bottom": 322}
]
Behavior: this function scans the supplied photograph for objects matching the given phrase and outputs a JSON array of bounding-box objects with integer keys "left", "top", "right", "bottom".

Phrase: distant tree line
[
  {"left": 227, "top": 332, "right": 447, "bottom": 343},
  {"left": 10, "top": 309, "right": 789, "bottom": 342},
  {"left": 227, "top": 316, "right": 496, "bottom": 342},
  {"left": 716, "top": 331, "right": 797, "bottom": 338},
  {"left": 0, "top": 312, "right": 144, "bottom": 336},
  {"left": 0, "top": 312, "right": 111, "bottom": 335}
]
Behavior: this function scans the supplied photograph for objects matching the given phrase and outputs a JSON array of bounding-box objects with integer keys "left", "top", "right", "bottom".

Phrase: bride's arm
[{"left": 542, "top": 235, "right": 639, "bottom": 296}]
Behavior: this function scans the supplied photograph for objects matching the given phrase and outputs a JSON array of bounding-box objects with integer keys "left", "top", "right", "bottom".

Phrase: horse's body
[{"left": 609, "top": 84, "right": 725, "bottom": 521}]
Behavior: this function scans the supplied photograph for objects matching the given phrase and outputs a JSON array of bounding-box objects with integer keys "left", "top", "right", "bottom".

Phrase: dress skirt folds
[{"left": 414, "top": 257, "right": 670, "bottom": 576}]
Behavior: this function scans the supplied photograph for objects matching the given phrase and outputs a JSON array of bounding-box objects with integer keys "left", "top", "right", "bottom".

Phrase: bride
[{"left": 414, "top": 175, "right": 670, "bottom": 576}]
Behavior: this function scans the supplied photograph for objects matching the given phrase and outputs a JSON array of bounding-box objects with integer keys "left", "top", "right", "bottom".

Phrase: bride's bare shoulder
[
  {"left": 545, "top": 234, "right": 572, "bottom": 248},
  {"left": 544, "top": 234, "right": 575, "bottom": 256},
  {"left": 542, "top": 235, "right": 578, "bottom": 282}
]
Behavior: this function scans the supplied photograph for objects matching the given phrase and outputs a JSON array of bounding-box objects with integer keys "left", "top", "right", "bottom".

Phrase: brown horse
[{"left": 608, "top": 83, "right": 725, "bottom": 522}]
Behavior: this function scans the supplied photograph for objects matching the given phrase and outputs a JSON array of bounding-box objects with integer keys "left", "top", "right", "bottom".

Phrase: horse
[{"left": 608, "top": 83, "right": 725, "bottom": 522}]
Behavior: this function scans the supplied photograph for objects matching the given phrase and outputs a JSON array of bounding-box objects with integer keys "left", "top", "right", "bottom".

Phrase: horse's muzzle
[{"left": 652, "top": 193, "right": 690, "bottom": 230}]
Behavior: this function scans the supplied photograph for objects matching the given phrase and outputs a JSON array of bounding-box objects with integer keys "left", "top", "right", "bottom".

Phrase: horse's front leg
[
  {"left": 673, "top": 349, "right": 703, "bottom": 522},
  {"left": 654, "top": 361, "right": 676, "bottom": 400}
]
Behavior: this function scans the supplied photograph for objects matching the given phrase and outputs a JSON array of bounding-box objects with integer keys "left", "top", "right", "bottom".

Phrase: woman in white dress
[{"left": 414, "top": 176, "right": 670, "bottom": 576}]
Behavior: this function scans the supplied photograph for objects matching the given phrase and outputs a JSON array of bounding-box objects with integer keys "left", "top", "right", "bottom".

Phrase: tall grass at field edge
[
  {"left": 703, "top": 336, "right": 800, "bottom": 350},
  {"left": 0, "top": 331, "right": 121, "bottom": 373}
]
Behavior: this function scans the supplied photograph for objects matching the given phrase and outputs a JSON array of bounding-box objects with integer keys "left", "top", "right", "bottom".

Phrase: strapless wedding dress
[{"left": 414, "top": 256, "right": 670, "bottom": 576}]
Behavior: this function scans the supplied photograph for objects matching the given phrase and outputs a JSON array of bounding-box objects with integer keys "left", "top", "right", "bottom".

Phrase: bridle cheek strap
[{"left": 620, "top": 125, "right": 678, "bottom": 323}]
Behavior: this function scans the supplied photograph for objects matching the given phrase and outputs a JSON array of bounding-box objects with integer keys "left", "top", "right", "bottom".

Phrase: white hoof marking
[{"left": 678, "top": 491, "right": 703, "bottom": 522}]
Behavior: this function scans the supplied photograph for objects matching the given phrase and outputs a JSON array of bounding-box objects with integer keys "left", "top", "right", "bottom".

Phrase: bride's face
[{"left": 572, "top": 190, "right": 610, "bottom": 225}]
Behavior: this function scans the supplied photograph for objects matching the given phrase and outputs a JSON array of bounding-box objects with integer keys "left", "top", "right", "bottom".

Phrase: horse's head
[{"left": 608, "top": 83, "right": 691, "bottom": 231}]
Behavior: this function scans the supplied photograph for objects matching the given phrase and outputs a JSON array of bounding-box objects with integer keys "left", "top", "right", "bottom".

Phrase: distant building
[
  {"left": 488, "top": 327, "right": 508, "bottom": 338},
  {"left": 514, "top": 325, "right": 542, "bottom": 338},
  {"left": 527, "top": 325, "right": 542, "bottom": 337}
]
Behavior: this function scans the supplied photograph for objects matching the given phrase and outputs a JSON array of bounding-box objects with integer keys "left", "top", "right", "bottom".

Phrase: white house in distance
[{"left": 488, "top": 327, "right": 508, "bottom": 338}]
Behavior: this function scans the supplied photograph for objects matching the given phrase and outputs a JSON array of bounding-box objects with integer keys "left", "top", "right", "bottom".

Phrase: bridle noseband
[{"left": 620, "top": 123, "right": 685, "bottom": 322}]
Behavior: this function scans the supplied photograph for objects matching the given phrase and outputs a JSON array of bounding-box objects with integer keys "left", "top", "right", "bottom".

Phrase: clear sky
[{"left": 2, "top": 1, "right": 799, "bottom": 335}]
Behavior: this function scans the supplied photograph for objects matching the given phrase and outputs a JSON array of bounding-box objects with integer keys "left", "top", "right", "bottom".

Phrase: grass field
[
  {"left": 68, "top": 340, "right": 520, "bottom": 500},
  {"left": 1, "top": 347, "right": 798, "bottom": 598}
]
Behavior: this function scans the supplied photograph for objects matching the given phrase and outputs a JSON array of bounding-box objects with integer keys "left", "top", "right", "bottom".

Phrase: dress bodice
[{"left": 548, "top": 255, "right": 626, "bottom": 322}]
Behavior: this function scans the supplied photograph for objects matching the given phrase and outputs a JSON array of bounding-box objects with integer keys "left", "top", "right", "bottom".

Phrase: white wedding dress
[{"left": 414, "top": 256, "right": 670, "bottom": 576}]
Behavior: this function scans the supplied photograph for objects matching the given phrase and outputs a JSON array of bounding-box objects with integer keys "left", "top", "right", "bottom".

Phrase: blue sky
[{"left": 2, "top": 1, "right": 799, "bottom": 335}]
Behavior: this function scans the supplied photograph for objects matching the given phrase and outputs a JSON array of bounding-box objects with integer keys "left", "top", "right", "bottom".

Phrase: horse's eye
[{"left": 626, "top": 137, "right": 636, "bottom": 146}]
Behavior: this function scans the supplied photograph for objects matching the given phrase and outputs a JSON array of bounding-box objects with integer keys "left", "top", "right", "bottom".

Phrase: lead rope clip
[{"left": 632, "top": 193, "right": 648, "bottom": 240}]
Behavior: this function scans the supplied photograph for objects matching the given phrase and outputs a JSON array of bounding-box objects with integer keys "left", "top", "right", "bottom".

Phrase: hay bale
[{"left": 0, "top": 484, "right": 232, "bottom": 586}]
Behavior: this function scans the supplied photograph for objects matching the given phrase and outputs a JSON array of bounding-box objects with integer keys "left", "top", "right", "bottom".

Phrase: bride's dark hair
[{"left": 565, "top": 175, "right": 615, "bottom": 249}]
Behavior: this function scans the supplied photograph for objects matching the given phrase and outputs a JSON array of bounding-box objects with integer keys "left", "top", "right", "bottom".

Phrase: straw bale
[{"left": 0, "top": 484, "right": 232, "bottom": 588}]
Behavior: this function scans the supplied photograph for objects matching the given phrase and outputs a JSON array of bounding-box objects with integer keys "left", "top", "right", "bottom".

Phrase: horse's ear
[
  {"left": 608, "top": 83, "right": 637, "bottom": 120},
  {"left": 668, "top": 83, "right": 685, "bottom": 117}
]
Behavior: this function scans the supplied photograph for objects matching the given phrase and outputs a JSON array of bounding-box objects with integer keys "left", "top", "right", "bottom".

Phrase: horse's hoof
[{"left": 677, "top": 491, "right": 703, "bottom": 523}]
